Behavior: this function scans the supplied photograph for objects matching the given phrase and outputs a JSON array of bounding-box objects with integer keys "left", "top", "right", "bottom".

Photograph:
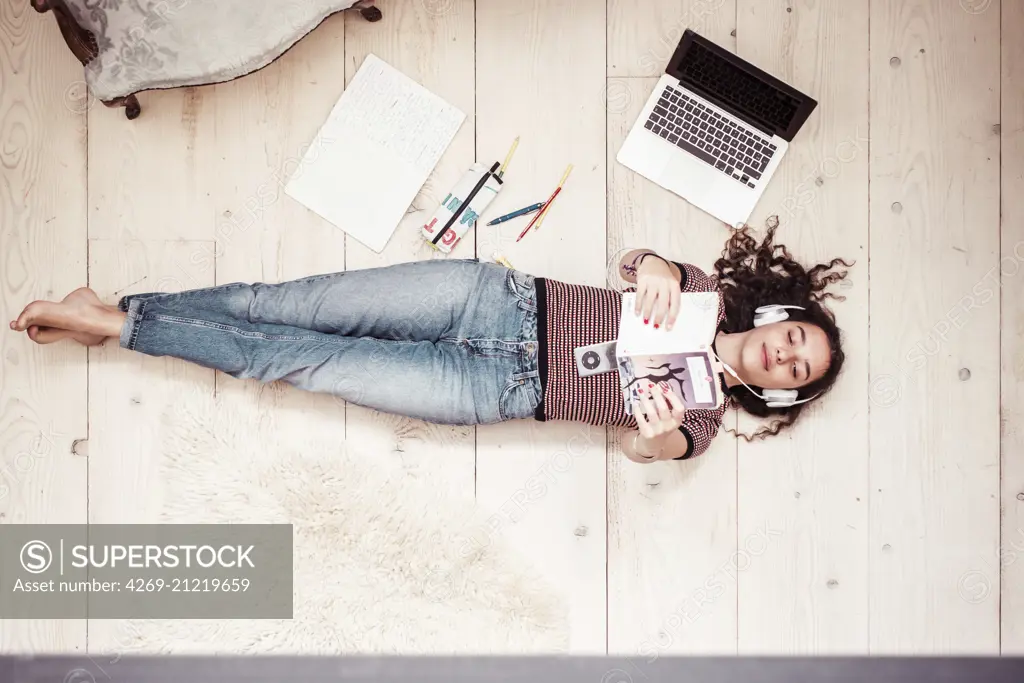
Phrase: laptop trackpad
[{"left": 661, "top": 151, "right": 715, "bottom": 193}]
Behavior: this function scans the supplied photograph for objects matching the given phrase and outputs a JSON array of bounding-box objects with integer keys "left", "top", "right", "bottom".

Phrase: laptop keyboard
[{"left": 643, "top": 84, "right": 777, "bottom": 188}]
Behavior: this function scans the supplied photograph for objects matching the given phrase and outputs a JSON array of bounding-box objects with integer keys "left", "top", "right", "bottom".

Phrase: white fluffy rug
[{"left": 113, "top": 391, "right": 569, "bottom": 654}]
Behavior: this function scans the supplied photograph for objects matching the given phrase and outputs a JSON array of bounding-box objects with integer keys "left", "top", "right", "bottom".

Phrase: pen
[
  {"left": 486, "top": 202, "right": 545, "bottom": 226},
  {"left": 531, "top": 191, "right": 559, "bottom": 232},
  {"left": 515, "top": 196, "right": 551, "bottom": 242}
]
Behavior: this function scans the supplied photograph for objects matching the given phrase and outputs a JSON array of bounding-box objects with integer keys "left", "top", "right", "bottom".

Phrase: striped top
[{"left": 533, "top": 262, "right": 730, "bottom": 460}]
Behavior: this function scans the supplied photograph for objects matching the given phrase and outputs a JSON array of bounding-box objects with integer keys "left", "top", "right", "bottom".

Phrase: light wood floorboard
[{"left": 0, "top": 0, "right": 1014, "bottom": 655}]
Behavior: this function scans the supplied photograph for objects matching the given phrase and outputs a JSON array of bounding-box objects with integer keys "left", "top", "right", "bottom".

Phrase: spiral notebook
[{"left": 285, "top": 54, "right": 466, "bottom": 253}]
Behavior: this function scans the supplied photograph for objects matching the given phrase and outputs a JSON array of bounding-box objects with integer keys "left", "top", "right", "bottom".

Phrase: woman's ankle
[{"left": 101, "top": 309, "right": 127, "bottom": 337}]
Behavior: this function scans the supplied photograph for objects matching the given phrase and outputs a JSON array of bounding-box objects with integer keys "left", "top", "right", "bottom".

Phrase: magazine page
[{"left": 618, "top": 351, "right": 721, "bottom": 412}]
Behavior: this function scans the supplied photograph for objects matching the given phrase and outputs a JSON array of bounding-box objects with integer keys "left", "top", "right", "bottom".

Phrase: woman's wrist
[
  {"left": 632, "top": 431, "right": 666, "bottom": 460},
  {"left": 638, "top": 254, "right": 682, "bottom": 285},
  {"left": 622, "top": 250, "right": 681, "bottom": 284},
  {"left": 620, "top": 249, "right": 661, "bottom": 281},
  {"left": 637, "top": 252, "right": 670, "bottom": 271}
]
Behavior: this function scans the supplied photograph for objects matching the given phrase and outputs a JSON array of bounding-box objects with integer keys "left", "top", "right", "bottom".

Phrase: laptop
[{"left": 616, "top": 29, "right": 817, "bottom": 228}]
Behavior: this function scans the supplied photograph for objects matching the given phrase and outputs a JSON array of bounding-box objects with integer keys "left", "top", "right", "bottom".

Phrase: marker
[{"left": 486, "top": 203, "right": 544, "bottom": 226}]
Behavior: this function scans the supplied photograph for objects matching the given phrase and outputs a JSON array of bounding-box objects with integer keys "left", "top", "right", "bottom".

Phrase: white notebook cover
[
  {"left": 616, "top": 291, "right": 720, "bottom": 356},
  {"left": 285, "top": 54, "right": 466, "bottom": 253}
]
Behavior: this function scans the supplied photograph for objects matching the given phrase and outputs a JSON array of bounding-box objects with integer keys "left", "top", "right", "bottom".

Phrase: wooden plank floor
[
  {"left": 734, "top": 0, "right": 870, "bottom": 654},
  {"left": 0, "top": 0, "right": 87, "bottom": 654},
  {"left": 868, "top": 0, "right": 1000, "bottom": 654},
  {"left": 476, "top": 0, "right": 609, "bottom": 654},
  {"left": 1001, "top": 0, "right": 1024, "bottom": 656},
  {"left": 1, "top": 0, "right": 1018, "bottom": 655}
]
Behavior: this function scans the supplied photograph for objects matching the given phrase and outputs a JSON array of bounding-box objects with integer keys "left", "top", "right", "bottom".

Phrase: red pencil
[
  {"left": 516, "top": 187, "right": 560, "bottom": 242},
  {"left": 516, "top": 164, "right": 574, "bottom": 243}
]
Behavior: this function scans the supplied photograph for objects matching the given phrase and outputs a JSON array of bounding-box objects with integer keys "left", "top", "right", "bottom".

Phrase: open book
[{"left": 616, "top": 291, "right": 723, "bottom": 414}]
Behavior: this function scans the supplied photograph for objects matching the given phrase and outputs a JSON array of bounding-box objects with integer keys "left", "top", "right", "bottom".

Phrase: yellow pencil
[
  {"left": 556, "top": 163, "right": 573, "bottom": 186},
  {"left": 498, "top": 136, "right": 520, "bottom": 178},
  {"left": 533, "top": 164, "right": 573, "bottom": 231},
  {"left": 492, "top": 251, "right": 515, "bottom": 269}
]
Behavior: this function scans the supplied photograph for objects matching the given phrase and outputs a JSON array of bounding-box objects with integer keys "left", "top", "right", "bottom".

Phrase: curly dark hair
[{"left": 713, "top": 216, "right": 853, "bottom": 441}]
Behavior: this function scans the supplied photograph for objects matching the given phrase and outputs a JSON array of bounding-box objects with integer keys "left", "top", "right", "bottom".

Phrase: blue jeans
[{"left": 117, "top": 259, "right": 542, "bottom": 426}]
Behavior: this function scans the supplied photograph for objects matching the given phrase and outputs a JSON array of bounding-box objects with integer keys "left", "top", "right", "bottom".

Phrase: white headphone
[
  {"left": 753, "top": 304, "right": 807, "bottom": 327},
  {"left": 710, "top": 305, "right": 820, "bottom": 409}
]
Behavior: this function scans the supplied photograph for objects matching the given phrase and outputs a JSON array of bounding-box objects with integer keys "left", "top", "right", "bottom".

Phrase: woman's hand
[
  {"left": 635, "top": 381, "right": 687, "bottom": 437},
  {"left": 624, "top": 381, "right": 688, "bottom": 464},
  {"left": 634, "top": 255, "right": 681, "bottom": 330}
]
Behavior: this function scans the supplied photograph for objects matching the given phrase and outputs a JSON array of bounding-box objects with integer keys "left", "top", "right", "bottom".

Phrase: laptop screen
[{"left": 669, "top": 33, "right": 813, "bottom": 140}]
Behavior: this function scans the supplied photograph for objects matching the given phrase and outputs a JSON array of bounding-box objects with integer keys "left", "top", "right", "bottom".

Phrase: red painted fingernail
[
  {"left": 653, "top": 323, "right": 659, "bottom": 329},
  {"left": 643, "top": 319, "right": 649, "bottom": 325},
  {"left": 638, "top": 388, "right": 644, "bottom": 394}
]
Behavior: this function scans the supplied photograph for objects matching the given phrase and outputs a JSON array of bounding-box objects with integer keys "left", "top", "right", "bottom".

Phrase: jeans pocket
[
  {"left": 498, "top": 374, "right": 541, "bottom": 421},
  {"left": 505, "top": 269, "right": 537, "bottom": 310}
]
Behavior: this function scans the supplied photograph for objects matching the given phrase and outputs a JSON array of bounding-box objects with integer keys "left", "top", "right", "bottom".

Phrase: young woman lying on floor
[{"left": 10, "top": 222, "right": 852, "bottom": 464}]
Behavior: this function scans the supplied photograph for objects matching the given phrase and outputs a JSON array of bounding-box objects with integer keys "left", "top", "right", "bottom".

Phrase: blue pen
[{"left": 486, "top": 202, "right": 545, "bottom": 226}]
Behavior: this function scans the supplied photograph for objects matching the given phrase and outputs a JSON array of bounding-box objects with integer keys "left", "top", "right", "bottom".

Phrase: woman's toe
[
  {"left": 28, "top": 326, "right": 72, "bottom": 345},
  {"left": 15, "top": 303, "right": 42, "bottom": 331}
]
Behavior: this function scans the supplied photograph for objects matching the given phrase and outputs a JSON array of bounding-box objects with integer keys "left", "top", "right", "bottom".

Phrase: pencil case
[{"left": 422, "top": 161, "right": 503, "bottom": 253}]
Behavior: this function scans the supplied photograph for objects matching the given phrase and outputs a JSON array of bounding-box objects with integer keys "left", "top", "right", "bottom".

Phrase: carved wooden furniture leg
[
  {"left": 122, "top": 94, "right": 142, "bottom": 120},
  {"left": 354, "top": 0, "right": 383, "bottom": 22},
  {"left": 101, "top": 94, "right": 142, "bottom": 120},
  {"left": 31, "top": 0, "right": 99, "bottom": 66}
]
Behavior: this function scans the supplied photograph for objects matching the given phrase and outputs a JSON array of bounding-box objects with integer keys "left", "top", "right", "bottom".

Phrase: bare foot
[
  {"left": 27, "top": 325, "right": 106, "bottom": 346},
  {"left": 11, "top": 287, "right": 124, "bottom": 341}
]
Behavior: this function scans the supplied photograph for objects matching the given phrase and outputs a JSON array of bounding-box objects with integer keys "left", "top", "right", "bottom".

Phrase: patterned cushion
[{"left": 61, "top": 0, "right": 359, "bottom": 101}]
